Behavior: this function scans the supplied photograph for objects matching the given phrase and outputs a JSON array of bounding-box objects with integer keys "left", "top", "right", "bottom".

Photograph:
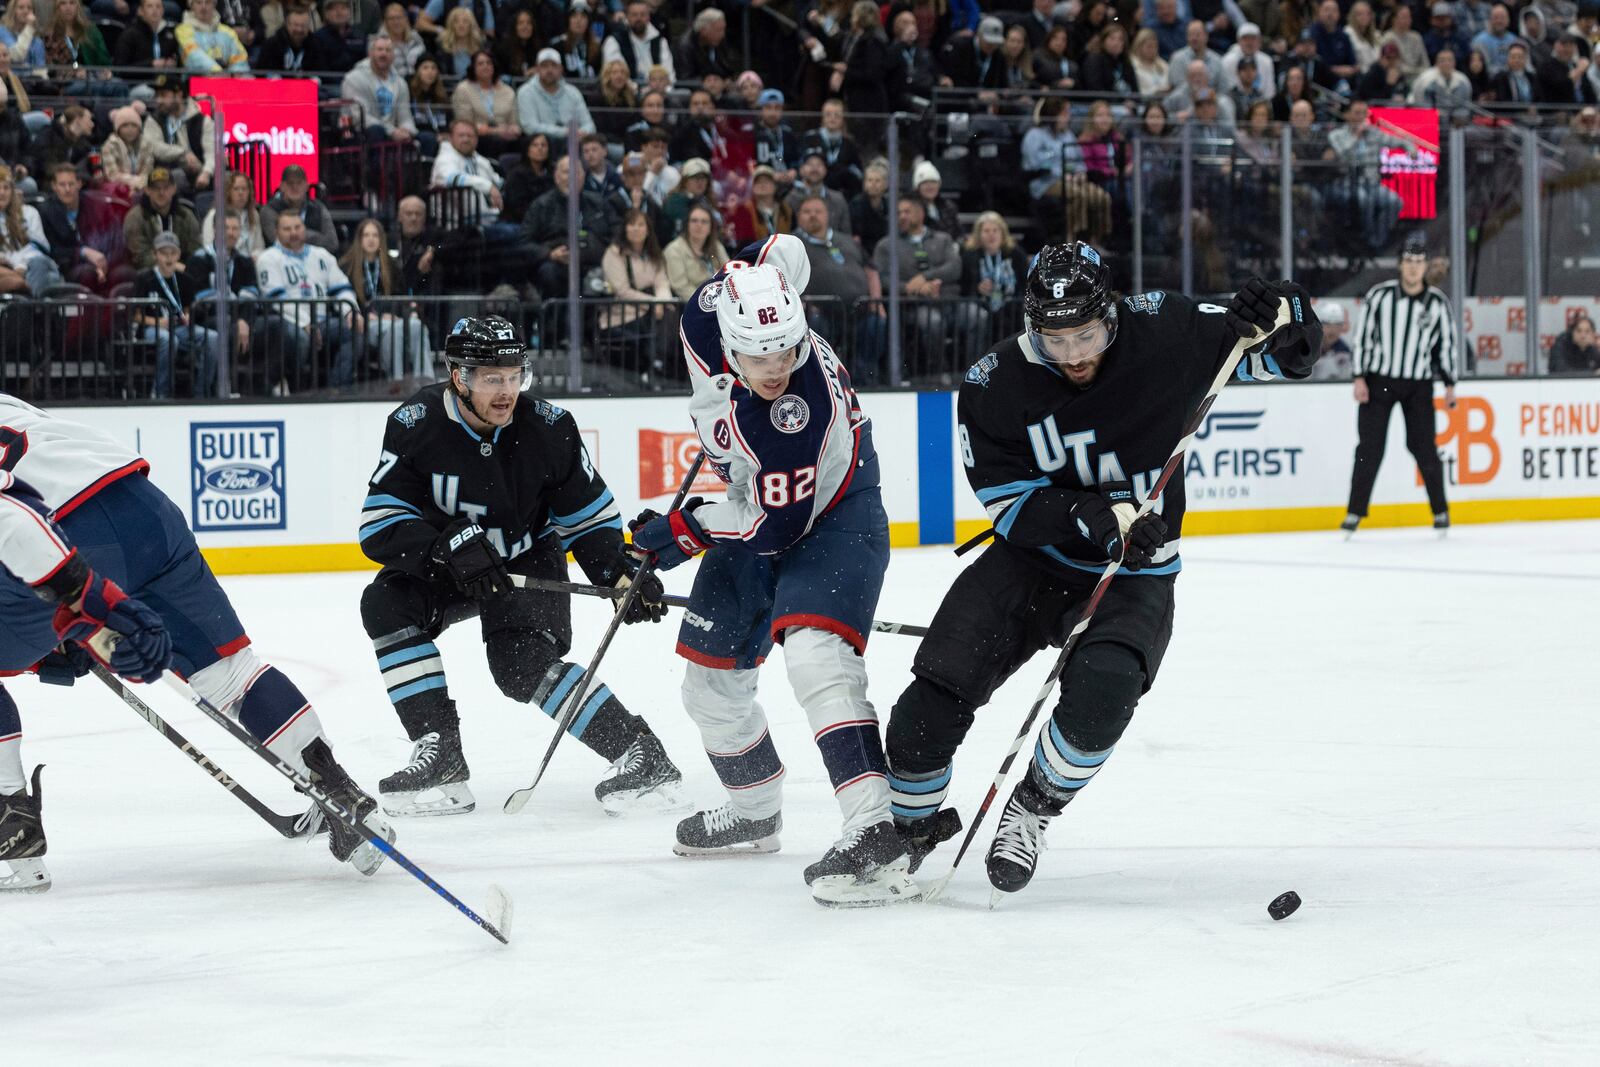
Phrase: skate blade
[
  {"left": 672, "top": 833, "right": 781, "bottom": 858},
  {"left": 347, "top": 817, "right": 398, "bottom": 877},
  {"left": 599, "top": 779, "right": 693, "bottom": 818},
  {"left": 811, "top": 865, "right": 923, "bottom": 908},
  {"left": 380, "top": 781, "right": 476, "bottom": 818},
  {"left": 0, "top": 858, "right": 51, "bottom": 893}
]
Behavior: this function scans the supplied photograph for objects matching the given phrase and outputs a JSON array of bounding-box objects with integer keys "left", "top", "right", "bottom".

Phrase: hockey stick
[
  {"left": 922, "top": 305, "right": 1292, "bottom": 904},
  {"left": 93, "top": 669, "right": 323, "bottom": 840},
  {"left": 503, "top": 451, "right": 707, "bottom": 814},
  {"left": 506, "top": 574, "right": 931, "bottom": 639}
]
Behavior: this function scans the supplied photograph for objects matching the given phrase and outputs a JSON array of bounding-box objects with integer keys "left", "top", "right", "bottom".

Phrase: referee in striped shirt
[{"left": 1341, "top": 232, "right": 1458, "bottom": 535}]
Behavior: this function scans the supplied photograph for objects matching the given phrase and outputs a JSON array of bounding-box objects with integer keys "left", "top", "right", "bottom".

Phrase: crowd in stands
[{"left": 0, "top": 0, "right": 1593, "bottom": 396}]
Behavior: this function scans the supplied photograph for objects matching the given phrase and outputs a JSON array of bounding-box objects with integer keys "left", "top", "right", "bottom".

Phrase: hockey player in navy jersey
[
  {"left": 358, "top": 316, "right": 687, "bottom": 818},
  {"left": 0, "top": 394, "right": 393, "bottom": 893},
  {"left": 882, "top": 243, "right": 1321, "bottom": 895},
  {"left": 628, "top": 234, "right": 917, "bottom": 908}
]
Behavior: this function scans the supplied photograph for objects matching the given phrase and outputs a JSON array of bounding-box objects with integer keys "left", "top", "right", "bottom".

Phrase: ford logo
[{"left": 203, "top": 464, "right": 272, "bottom": 494}]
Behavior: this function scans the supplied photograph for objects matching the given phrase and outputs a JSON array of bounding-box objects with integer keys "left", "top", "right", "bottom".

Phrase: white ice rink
[{"left": 6, "top": 521, "right": 1599, "bottom": 1066}]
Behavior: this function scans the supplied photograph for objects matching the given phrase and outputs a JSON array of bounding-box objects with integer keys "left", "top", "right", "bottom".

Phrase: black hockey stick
[
  {"left": 506, "top": 574, "right": 931, "bottom": 639},
  {"left": 923, "top": 306, "right": 1291, "bottom": 903},
  {"left": 94, "top": 669, "right": 324, "bottom": 840},
  {"left": 503, "top": 451, "right": 706, "bottom": 814}
]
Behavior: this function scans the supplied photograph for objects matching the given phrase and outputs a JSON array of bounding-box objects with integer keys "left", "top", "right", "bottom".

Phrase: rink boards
[{"left": 69, "top": 376, "right": 1600, "bottom": 574}]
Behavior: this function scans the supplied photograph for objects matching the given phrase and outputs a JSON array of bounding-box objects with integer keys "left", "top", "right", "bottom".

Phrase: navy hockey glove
[
  {"left": 629, "top": 497, "right": 711, "bottom": 572},
  {"left": 609, "top": 551, "right": 669, "bottom": 625},
  {"left": 39, "top": 554, "right": 172, "bottom": 684},
  {"left": 431, "top": 518, "right": 512, "bottom": 600},
  {"left": 1067, "top": 494, "right": 1124, "bottom": 561},
  {"left": 34, "top": 642, "right": 93, "bottom": 687},
  {"left": 1226, "top": 279, "right": 1321, "bottom": 379}
]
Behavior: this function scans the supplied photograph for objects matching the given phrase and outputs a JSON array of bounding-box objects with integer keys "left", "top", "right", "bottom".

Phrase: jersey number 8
[{"left": 761, "top": 466, "right": 816, "bottom": 508}]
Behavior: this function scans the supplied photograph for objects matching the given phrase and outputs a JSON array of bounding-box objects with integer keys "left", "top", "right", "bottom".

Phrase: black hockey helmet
[
  {"left": 1024, "top": 242, "right": 1119, "bottom": 369},
  {"left": 444, "top": 315, "right": 526, "bottom": 367}
]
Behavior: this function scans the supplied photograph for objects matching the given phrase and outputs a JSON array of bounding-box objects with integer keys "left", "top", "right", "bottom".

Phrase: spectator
[
  {"left": 595, "top": 59, "right": 639, "bottom": 147},
  {"left": 1519, "top": 7, "right": 1550, "bottom": 54},
  {"left": 786, "top": 149, "right": 852, "bottom": 236},
  {"left": 1019, "top": 0, "right": 1060, "bottom": 50},
  {"left": 886, "top": 10, "right": 938, "bottom": 112},
  {"left": 669, "top": 88, "right": 725, "bottom": 166},
  {"left": 1238, "top": 0, "right": 1284, "bottom": 53},
  {"left": 0, "top": 0, "right": 46, "bottom": 72},
  {"left": 201, "top": 171, "right": 266, "bottom": 259},
  {"left": 624, "top": 90, "right": 670, "bottom": 151},
  {"left": 187, "top": 212, "right": 257, "bottom": 335},
  {"left": 1132, "top": 28, "right": 1171, "bottom": 97},
  {"left": 0, "top": 164, "right": 59, "bottom": 294},
  {"left": 1272, "top": 62, "right": 1315, "bottom": 121},
  {"left": 548, "top": 1, "right": 600, "bottom": 80},
  {"left": 1286, "top": 28, "right": 1341, "bottom": 92},
  {"left": 1288, "top": 97, "right": 1326, "bottom": 162},
  {"left": 1147, "top": 0, "right": 1186, "bottom": 57},
  {"left": 134, "top": 231, "right": 217, "bottom": 398},
  {"left": 431, "top": 118, "right": 509, "bottom": 222},
  {"left": 1079, "top": 98, "right": 1131, "bottom": 193},
  {"left": 1490, "top": 41, "right": 1543, "bottom": 103},
  {"left": 958, "top": 209, "right": 1027, "bottom": 320},
  {"left": 1549, "top": 315, "right": 1600, "bottom": 375},
  {"left": 1024, "top": 98, "right": 1112, "bottom": 244},
  {"left": 1309, "top": 0, "right": 1358, "bottom": 91},
  {"left": 338, "top": 217, "right": 432, "bottom": 380},
  {"left": 34, "top": 106, "right": 97, "bottom": 182},
  {"left": 257, "top": 210, "right": 362, "bottom": 388},
  {"left": 188, "top": 213, "right": 308, "bottom": 397},
  {"left": 257, "top": 5, "right": 321, "bottom": 72},
  {"left": 1548, "top": 35, "right": 1598, "bottom": 105},
  {"left": 995, "top": 23, "right": 1035, "bottom": 91},
  {"left": 1222, "top": 22, "right": 1275, "bottom": 92},
  {"left": 1230, "top": 54, "right": 1271, "bottom": 111},
  {"left": 44, "top": 0, "right": 114, "bottom": 91},
  {"left": 838, "top": 1, "right": 891, "bottom": 148},
  {"left": 1410, "top": 46, "right": 1473, "bottom": 117},
  {"left": 115, "top": 0, "right": 180, "bottom": 78},
  {"left": 1464, "top": 44, "right": 1493, "bottom": 100},
  {"left": 727, "top": 164, "right": 792, "bottom": 245},
  {"left": 502, "top": 131, "right": 553, "bottom": 224},
  {"left": 752, "top": 89, "right": 800, "bottom": 186},
  {"left": 1168, "top": 20, "right": 1223, "bottom": 88},
  {"left": 1344, "top": 1, "right": 1382, "bottom": 73},
  {"left": 1033, "top": 24, "right": 1076, "bottom": 90},
  {"left": 663, "top": 156, "right": 715, "bottom": 238},
  {"left": 848, "top": 159, "right": 889, "bottom": 255},
  {"left": 794, "top": 192, "right": 886, "bottom": 386},
  {"left": 1469, "top": 3, "right": 1515, "bottom": 74},
  {"left": 1423, "top": 3, "right": 1467, "bottom": 63},
  {"left": 40, "top": 165, "right": 118, "bottom": 289},
  {"left": 517, "top": 48, "right": 596, "bottom": 140},
  {"left": 1233, "top": 97, "right": 1278, "bottom": 167},
  {"left": 373, "top": 3, "right": 427, "bottom": 79},
  {"left": 680, "top": 7, "right": 737, "bottom": 81},
  {"left": 124, "top": 166, "right": 201, "bottom": 271},
  {"left": 1167, "top": 58, "right": 1237, "bottom": 124},
  {"left": 495, "top": 7, "right": 541, "bottom": 80},
  {"left": 1325, "top": 98, "right": 1408, "bottom": 250},
  {"left": 260, "top": 164, "right": 339, "bottom": 255},
  {"left": 579, "top": 131, "right": 622, "bottom": 199},
  {"left": 101, "top": 105, "right": 153, "bottom": 194},
  {"left": 906, "top": 159, "right": 956, "bottom": 240},
  {"left": 663, "top": 202, "right": 727, "bottom": 300},
  {"left": 733, "top": 69, "right": 763, "bottom": 112},
  {"left": 417, "top": 0, "right": 495, "bottom": 38},
  {"left": 611, "top": 151, "right": 669, "bottom": 241},
  {"left": 637, "top": 127, "right": 679, "bottom": 206},
  {"left": 177, "top": 0, "right": 248, "bottom": 72},
  {"left": 1382, "top": 5, "right": 1429, "bottom": 79},
  {"left": 312, "top": 0, "right": 367, "bottom": 75},
  {"left": 137, "top": 75, "right": 212, "bottom": 194},
  {"left": 521, "top": 154, "right": 613, "bottom": 299},
  {"left": 1309, "top": 300, "right": 1352, "bottom": 380},
  {"left": 1454, "top": 0, "right": 1493, "bottom": 41},
  {"left": 342, "top": 36, "right": 417, "bottom": 146},
  {"left": 1081, "top": 22, "right": 1138, "bottom": 95},
  {"left": 452, "top": 50, "right": 520, "bottom": 158},
  {"left": 1358, "top": 40, "right": 1412, "bottom": 101},
  {"left": 942, "top": 15, "right": 1008, "bottom": 89},
  {"left": 408, "top": 55, "right": 452, "bottom": 145},
  {"left": 598, "top": 208, "right": 674, "bottom": 378},
  {"left": 873, "top": 195, "right": 961, "bottom": 379},
  {"left": 389, "top": 194, "right": 440, "bottom": 294},
  {"left": 435, "top": 6, "right": 485, "bottom": 78},
  {"left": 604, "top": 0, "right": 675, "bottom": 87},
  {"left": 1075, "top": 0, "right": 1114, "bottom": 56},
  {"left": 801, "top": 98, "right": 864, "bottom": 198}
]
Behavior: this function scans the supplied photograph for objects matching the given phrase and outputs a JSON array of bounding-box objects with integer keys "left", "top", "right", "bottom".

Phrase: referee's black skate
[
  {"left": 1340, "top": 512, "right": 1361, "bottom": 539},
  {"left": 986, "top": 778, "right": 1062, "bottom": 896},
  {"left": 673, "top": 803, "right": 782, "bottom": 856},
  {"left": 303, "top": 739, "right": 394, "bottom": 876},
  {"left": 805, "top": 820, "right": 921, "bottom": 908},
  {"left": 1433, "top": 511, "right": 1450, "bottom": 537},
  {"left": 380, "top": 730, "right": 475, "bottom": 817},
  {"left": 594, "top": 731, "right": 689, "bottom": 816},
  {"left": 0, "top": 765, "right": 50, "bottom": 893},
  {"left": 896, "top": 807, "right": 963, "bottom": 875}
]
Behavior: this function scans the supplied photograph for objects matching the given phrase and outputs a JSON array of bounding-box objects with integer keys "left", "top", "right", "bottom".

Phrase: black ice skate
[
  {"left": 594, "top": 731, "right": 689, "bottom": 816},
  {"left": 0, "top": 765, "right": 50, "bottom": 894},
  {"left": 986, "top": 778, "right": 1062, "bottom": 896},
  {"left": 805, "top": 821, "right": 921, "bottom": 908},
  {"left": 896, "top": 807, "right": 963, "bottom": 875},
  {"left": 1433, "top": 511, "right": 1450, "bottom": 538},
  {"left": 303, "top": 739, "right": 394, "bottom": 876},
  {"left": 380, "top": 731, "right": 475, "bottom": 817},
  {"left": 673, "top": 803, "right": 782, "bottom": 857},
  {"left": 1340, "top": 513, "right": 1361, "bottom": 539}
]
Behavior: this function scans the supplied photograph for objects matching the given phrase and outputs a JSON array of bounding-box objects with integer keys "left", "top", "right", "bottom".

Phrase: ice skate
[
  {"left": 986, "top": 778, "right": 1061, "bottom": 898},
  {"left": 380, "top": 731, "right": 475, "bottom": 817},
  {"left": 805, "top": 821, "right": 921, "bottom": 908},
  {"left": 1433, "top": 511, "right": 1450, "bottom": 538},
  {"left": 673, "top": 803, "right": 781, "bottom": 857},
  {"left": 0, "top": 766, "right": 50, "bottom": 894},
  {"left": 303, "top": 739, "right": 395, "bottom": 876},
  {"left": 896, "top": 807, "right": 963, "bottom": 875},
  {"left": 1340, "top": 512, "right": 1361, "bottom": 540},
  {"left": 595, "top": 731, "right": 689, "bottom": 816}
]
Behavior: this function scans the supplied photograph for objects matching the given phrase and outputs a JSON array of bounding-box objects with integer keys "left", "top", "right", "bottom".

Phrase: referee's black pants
[{"left": 1346, "top": 374, "right": 1449, "bottom": 517}]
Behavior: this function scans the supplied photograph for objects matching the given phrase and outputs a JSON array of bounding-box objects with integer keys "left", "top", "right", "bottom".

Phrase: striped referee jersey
[{"left": 1352, "top": 280, "right": 1459, "bottom": 384}]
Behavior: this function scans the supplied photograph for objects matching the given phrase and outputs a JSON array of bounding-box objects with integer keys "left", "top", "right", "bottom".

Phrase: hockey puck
[{"left": 1268, "top": 891, "right": 1301, "bottom": 921}]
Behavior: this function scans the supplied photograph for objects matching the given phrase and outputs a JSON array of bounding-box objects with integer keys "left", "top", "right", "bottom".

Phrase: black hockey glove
[
  {"left": 609, "top": 551, "right": 669, "bottom": 625},
  {"left": 431, "top": 518, "right": 511, "bottom": 600},
  {"left": 1067, "top": 494, "right": 1124, "bottom": 561},
  {"left": 34, "top": 642, "right": 93, "bottom": 687},
  {"left": 1123, "top": 511, "right": 1168, "bottom": 568},
  {"left": 1226, "top": 279, "right": 1321, "bottom": 379}
]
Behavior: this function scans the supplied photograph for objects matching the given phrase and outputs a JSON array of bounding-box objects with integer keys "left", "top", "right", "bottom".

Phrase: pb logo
[
  {"left": 190, "top": 421, "right": 286, "bottom": 531},
  {"left": 1430, "top": 396, "right": 1499, "bottom": 487},
  {"left": 1506, "top": 306, "right": 1526, "bottom": 332}
]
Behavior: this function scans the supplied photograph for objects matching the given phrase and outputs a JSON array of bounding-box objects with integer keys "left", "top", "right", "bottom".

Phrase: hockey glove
[
  {"left": 1123, "top": 512, "right": 1169, "bottom": 568},
  {"left": 629, "top": 497, "right": 711, "bottom": 572},
  {"left": 38, "top": 553, "right": 172, "bottom": 684},
  {"left": 1067, "top": 495, "right": 1124, "bottom": 561},
  {"left": 33, "top": 642, "right": 93, "bottom": 687},
  {"left": 608, "top": 552, "right": 669, "bottom": 625},
  {"left": 431, "top": 518, "right": 512, "bottom": 600},
  {"left": 1226, "top": 279, "right": 1321, "bottom": 379}
]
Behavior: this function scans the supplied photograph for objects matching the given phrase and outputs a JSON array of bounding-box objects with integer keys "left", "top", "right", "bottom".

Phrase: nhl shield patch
[{"left": 771, "top": 395, "right": 809, "bottom": 433}]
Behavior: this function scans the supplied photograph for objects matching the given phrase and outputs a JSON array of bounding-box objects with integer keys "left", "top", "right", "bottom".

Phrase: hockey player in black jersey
[
  {"left": 883, "top": 243, "right": 1321, "bottom": 894},
  {"left": 358, "top": 316, "right": 687, "bottom": 817}
]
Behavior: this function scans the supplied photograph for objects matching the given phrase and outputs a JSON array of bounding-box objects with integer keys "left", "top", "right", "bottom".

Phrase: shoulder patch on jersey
[
  {"left": 709, "top": 458, "right": 732, "bottom": 483},
  {"left": 394, "top": 402, "right": 427, "bottom": 428},
  {"left": 1124, "top": 292, "right": 1165, "bottom": 315},
  {"left": 698, "top": 281, "right": 723, "bottom": 313},
  {"left": 965, "top": 352, "right": 999, "bottom": 387},
  {"left": 712, "top": 418, "right": 732, "bottom": 449},
  {"left": 770, "top": 394, "right": 810, "bottom": 434},
  {"left": 531, "top": 399, "right": 566, "bottom": 425}
]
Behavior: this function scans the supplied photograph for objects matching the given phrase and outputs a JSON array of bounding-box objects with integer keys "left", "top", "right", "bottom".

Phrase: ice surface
[{"left": 7, "top": 522, "right": 1599, "bottom": 1066}]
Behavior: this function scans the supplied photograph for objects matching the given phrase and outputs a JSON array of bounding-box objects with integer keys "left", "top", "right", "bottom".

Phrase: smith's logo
[
  {"left": 191, "top": 421, "right": 287, "bottom": 532},
  {"left": 1195, "top": 410, "right": 1265, "bottom": 440}
]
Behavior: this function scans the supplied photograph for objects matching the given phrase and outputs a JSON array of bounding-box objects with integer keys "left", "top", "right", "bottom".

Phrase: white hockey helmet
[{"left": 715, "top": 262, "right": 810, "bottom": 378}]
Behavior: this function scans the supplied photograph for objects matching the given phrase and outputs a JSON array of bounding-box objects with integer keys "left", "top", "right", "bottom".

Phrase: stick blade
[{"left": 502, "top": 787, "right": 534, "bottom": 814}]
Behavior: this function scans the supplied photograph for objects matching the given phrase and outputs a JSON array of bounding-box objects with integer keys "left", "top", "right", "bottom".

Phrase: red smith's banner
[
  {"left": 1370, "top": 105, "right": 1439, "bottom": 220},
  {"left": 191, "top": 77, "right": 320, "bottom": 199}
]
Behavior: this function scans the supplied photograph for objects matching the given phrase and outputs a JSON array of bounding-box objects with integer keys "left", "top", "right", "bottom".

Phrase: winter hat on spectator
[
  {"left": 111, "top": 106, "right": 142, "bottom": 131},
  {"left": 736, "top": 70, "right": 763, "bottom": 90},
  {"left": 1430, "top": 3, "right": 1453, "bottom": 17},
  {"left": 912, "top": 160, "right": 941, "bottom": 190},
  {"left": 978, "top": 16, "right": 1005, "bottom": 45},
  {"left": 570, "top": 0, "right": 590, "bottom": 10},
  {"left": 536, "top": 48, "right": 562, "bottom": 66},
  {"left": 751, "top": 164, "right": 777, "bottom": 183},
  {"left": 149, "top": 167, "right": 175, "bottom": 187},
  {"left": 152, "top": 231, "right": 182, "bottom": 253},
  {"left": 1238, "top": 22, "right": 1260, "bottom": 38},
  {"left": 757, "top": 88, "right": 784, "bottom": 106},
  {"left": 681, "top": 158, "right": 712, "bottom": 179}
]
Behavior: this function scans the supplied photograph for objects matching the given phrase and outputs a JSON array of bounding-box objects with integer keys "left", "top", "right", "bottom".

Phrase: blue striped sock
[{"left": 887, "top": 761, "right": 953, "bottom": 827}]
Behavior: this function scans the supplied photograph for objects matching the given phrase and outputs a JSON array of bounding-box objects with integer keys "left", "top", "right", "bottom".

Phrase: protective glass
[
  {"left": 461, "top": 358, "right": 534, "bottom": 392},
  {"left": 729, "top": 346, "right": 798, "bottom": 378},
  {"left": 1029, "top": 313, "right": 1117, "bottom": 368}
]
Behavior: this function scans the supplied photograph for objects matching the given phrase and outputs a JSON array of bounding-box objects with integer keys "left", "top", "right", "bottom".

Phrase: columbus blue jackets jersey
[
  {"left": 680, "top": 234, "right": 879, "bottom": 556},
  {"left": 360, "top": 384, "right": 625, "bottom": 583}
]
